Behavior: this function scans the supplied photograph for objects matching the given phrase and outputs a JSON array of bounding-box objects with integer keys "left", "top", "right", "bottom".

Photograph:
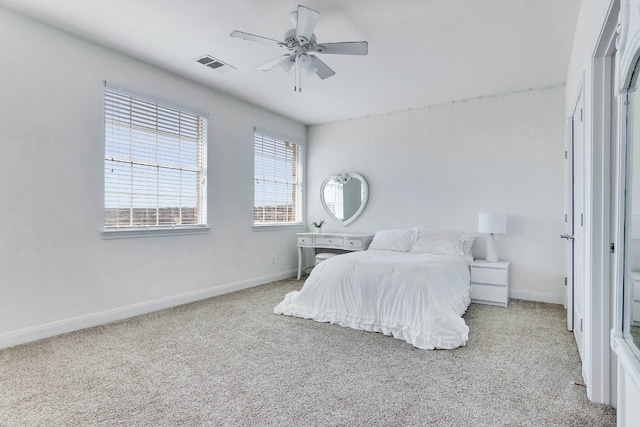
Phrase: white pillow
[
  {"left": 410, "top": 228, "right": 464, "bottom": 256},
  {"left": 368, "top": 228, "right": 418, "bottom": 252},
  {"left": 461, "top": 234, "right": 477, "bottom": 254}
]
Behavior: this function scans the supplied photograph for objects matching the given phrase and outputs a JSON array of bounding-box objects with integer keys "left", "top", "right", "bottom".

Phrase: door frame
[
  {"left": 586, "top": 0, "right": 619, "bottom": 405},
  {"left": 569, "top": 82, "right": 586, "bottom": 362}
]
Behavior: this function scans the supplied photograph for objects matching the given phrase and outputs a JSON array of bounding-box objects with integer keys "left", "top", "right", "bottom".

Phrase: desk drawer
[
  {"left": 297, "top": 236, "right": 314, "bottom": 246},
  {"left": 344, "top": 238, "right": 363, "bottom": 250},
  {"left": 315, "top": 236, "right": 344, "bottom": 247}
]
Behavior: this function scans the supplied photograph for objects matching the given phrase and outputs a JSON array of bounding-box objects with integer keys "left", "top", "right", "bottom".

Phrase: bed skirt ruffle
[{"left": 274, "top": 287, "right": 470, "bottom": 350}]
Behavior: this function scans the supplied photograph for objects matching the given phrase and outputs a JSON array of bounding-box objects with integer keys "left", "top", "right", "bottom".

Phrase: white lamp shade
[{"left": 478, "top": 213, "right": 507, "bottom": 234}]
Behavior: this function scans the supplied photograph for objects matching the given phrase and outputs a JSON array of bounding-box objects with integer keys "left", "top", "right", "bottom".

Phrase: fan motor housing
[{"left": 284, "top": 28, "right": 317, "bottom": 50}]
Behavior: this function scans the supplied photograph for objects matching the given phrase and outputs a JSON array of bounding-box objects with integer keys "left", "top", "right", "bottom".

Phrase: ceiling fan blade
[
  {"left": 256, "top": 55, "right": 291, "bottom": 71},
  {"left": 295, "top": 5, "right": 320, "bottom": 43},
  {"left": 310, "top": 55, "right": 335, "bottom": 80},
  {"left": 318, "top": 41, "right": 369, "bottom": 55},
  {"left": 230, "top": 30, "right": 283, "bottom": 46}
]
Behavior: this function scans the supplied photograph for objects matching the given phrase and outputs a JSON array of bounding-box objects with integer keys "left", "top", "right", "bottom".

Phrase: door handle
[{"left": 560, "top": 234, "right": 575, "bottom": 240}]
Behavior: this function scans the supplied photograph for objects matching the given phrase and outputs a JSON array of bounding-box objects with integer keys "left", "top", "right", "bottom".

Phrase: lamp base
[{"left": 486, "top": 235, "right": 498, "bottom": 262}]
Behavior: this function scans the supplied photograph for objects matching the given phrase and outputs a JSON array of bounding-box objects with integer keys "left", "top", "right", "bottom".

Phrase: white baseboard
[
  {"left": 0, "top": 270, "right": 297, "bottom": 350},
  {"left": 509, "top": 289, "right": 564, "bottom": 305}
]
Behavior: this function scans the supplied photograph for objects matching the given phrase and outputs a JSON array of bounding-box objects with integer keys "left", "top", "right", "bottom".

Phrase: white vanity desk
[{"left": 297, "top": 232, "right": 374, "bottom": 279}]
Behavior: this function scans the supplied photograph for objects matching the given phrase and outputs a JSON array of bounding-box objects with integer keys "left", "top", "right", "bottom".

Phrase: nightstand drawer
[
  {"left": 315, "top": 236, "right": 344, "bottom": 247},
  {"left": 471, "top": 266, "right": 508, "bottom": 286},
  {"left": 471, "top": 283, "right": 508, "bottom": 305}
]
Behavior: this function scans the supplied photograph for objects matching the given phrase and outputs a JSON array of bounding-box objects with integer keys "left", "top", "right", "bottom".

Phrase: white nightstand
[{"left": 470, "top": 260, "right": 510, "bottom": 307}]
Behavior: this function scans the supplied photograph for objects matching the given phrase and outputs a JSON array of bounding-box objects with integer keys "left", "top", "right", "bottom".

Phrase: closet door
[{"left": 564, "top": 86, "right": 585, "bottom": 360}]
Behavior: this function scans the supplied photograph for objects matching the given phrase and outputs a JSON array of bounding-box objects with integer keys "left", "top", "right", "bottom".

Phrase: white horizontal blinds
[
  {"left": 254, "top": 129, "right": 302, "bottom": 225},
  {"left": 104, "top": 83, "right": 207, "bottom": 229}
]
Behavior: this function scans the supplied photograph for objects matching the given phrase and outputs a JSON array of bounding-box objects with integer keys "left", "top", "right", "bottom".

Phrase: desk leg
[{"left": 297, "top": 247, "right": 303, "bottom": 280}]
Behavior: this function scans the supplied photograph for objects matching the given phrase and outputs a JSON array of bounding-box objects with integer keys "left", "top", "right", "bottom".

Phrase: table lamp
[{"left": 478, "top": 213, "right": 507, "bottom": 262}]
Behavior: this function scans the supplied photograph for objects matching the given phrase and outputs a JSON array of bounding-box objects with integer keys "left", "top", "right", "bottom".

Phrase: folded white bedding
[{"left": 274, "top": 250, "right": 472, "bottom": 350}]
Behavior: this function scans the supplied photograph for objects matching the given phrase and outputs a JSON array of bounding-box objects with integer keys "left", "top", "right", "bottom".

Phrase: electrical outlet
[{"left": 271, "top": 255, "right": 276, "bottom": 264}]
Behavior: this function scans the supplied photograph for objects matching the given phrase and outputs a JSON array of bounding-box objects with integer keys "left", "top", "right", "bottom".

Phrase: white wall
[
  {"left": 308, "top": 86, "right": 566, "bottom": 303},
  {"left": 565, "top": 1, "right": 612, "bottom": 114},
  {"left": 0, "top": 9, "right": 306, "bottom": 347}
]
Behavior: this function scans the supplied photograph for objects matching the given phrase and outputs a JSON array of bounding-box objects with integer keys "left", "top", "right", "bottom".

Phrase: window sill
[
  {"left": 102, "top": 226, "right": 210, "bottom": 240},
  {"left": 252, "top": 223, "right": 304, "bottom": 232},
  {"left": 612, "top": 333, "right": 640, "bottom": 391}
]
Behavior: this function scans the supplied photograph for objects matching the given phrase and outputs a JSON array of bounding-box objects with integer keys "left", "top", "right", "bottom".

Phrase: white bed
[{"left": 274, "top": 228, "right": 475, "bottom": 350}]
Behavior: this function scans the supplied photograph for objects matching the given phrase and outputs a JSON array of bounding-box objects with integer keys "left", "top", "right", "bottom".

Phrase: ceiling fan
[{"left": 230, "top": 4, "right": 368, "bottom": 92}]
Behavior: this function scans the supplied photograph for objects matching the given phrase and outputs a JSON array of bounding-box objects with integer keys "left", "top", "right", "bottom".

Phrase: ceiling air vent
[{"left": 194, "top": 55, "right": 236, "bottom": 73}]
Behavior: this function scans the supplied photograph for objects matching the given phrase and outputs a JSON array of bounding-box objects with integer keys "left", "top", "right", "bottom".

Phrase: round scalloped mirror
[{"left": 321, "top": 173, "right": 369, "bottom": 226}]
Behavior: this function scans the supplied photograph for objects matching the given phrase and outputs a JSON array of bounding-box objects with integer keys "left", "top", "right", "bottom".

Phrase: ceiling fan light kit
[{"left": 230, "top": 4, "right": 368, "bottom": 92}]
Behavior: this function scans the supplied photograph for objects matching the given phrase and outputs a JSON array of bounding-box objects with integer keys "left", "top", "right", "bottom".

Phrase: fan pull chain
[{"left": 294, "top": 58, "right": 302, "bottom": 92}]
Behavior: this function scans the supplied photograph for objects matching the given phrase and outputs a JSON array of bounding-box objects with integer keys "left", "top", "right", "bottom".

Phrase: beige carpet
[{"left": 0, "top": 278, "right": 616, "bottom": 426}]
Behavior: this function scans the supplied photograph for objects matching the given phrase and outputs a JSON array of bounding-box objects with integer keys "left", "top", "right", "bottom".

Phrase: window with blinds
[
  {"left": 104, "top": 83, "right": 208, "bottom": 231},
  {"left": 254, "top": 128, "right": 303, "bottom": 226}
]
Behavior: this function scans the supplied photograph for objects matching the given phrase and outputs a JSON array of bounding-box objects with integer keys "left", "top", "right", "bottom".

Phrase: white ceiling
[{"left": 1, "top": 0, "right": 581, "bottom": 125}]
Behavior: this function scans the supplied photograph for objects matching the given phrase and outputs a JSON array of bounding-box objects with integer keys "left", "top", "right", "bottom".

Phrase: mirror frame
[
  {"left": 621, "top": 58, "right": 640, "bottom": 358},
  {"left": 614, "top": 0, "right": 640, "bottom": 372},
  {"left": 320, "top": 172, "right": 369, "bottom": 226}
]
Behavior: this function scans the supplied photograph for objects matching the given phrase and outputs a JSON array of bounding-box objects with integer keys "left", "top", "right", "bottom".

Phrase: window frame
[
  {"left": 252, "top": 127, "right": 304, "bottom": 231},
  {"left": 101, "top": 82, "right": 209, "bottom": 239}
]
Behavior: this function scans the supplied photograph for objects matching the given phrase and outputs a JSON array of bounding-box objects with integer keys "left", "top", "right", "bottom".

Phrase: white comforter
[{"left": 274, "top": 250, "right": 472, "bottom": 350}]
